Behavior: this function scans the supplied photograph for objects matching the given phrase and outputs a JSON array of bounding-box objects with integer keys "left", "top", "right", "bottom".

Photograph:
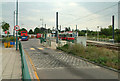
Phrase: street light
[
  {"left": 97, "top": 26, "right": 99, "bottom": 41},
  {"left": 13, "top": 10, "right": 16, "bottom": 37},
  {"left": 97, "top": 26, "right": 102, "bottom": 41},
  {"left": 40, "top": 18, "right": 43, "bottom": 28},
  {"left": 86, "top": 27, "right": 88, "bottom": 39}
]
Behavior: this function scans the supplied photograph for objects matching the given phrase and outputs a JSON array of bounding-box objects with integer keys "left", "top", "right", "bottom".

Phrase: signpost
[
  {"left": 14, "top": 25, "right": 20, "bottom": 50},
  {"left": 14, "top": 25, "right": 20, "bottom": 31},
  {"left": 15, "top": 0, "right": 18, "bottom": 50}
]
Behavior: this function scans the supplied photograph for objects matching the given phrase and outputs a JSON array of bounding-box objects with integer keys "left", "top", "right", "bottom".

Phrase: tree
[
  {"left": 28, "top": 29, "right": 34, "bottom": 34},
  {"left": 47, "top": 28, "right": 51, "bottom": 33},
  {"left": 1, "top": 21, "right": 10, "bottom": 31},
  {"left": 114, "top": 29, "right": 120, "bottom": 42},
  {"left": 39, "top": 27, "right": 46, "bottom": 33},
  {"left": 78, "top": 31, "right": 85, "bottom": 36},
  {"left": 18, "top": 28, "right": 27, "bottom": 35},
  {"left": 34, "top": 27, "right": 40, "bottom": 34},
  {"left": 65, "top": 27, "right": 71, "bottom": 32},
  {"left": 100, "top": 25, "right": 112, "bottom": 37}
]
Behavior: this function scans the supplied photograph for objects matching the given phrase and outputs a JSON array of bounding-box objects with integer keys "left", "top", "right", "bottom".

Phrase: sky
[{"left": 0, "top": 0, "right": 119, "bottom": 34}]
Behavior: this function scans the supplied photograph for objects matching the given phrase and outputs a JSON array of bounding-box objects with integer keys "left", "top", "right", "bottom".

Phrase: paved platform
[
  {"left": 1, "top": 46, "right": 22, "bottom": 79},
  {"left": 87, "top": 40, "right": 116, "bottom": 45}
]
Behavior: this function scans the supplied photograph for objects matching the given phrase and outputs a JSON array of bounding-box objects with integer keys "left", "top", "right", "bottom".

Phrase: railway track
[{"left": 87, "top": 40, "right": 119, "bottom": 50}]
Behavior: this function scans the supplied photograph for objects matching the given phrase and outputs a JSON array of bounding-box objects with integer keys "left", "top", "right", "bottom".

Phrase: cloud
[
  {"left": 19, "top": 2, "right": 117, "bottom": 30},
  {"left": 1, "top": 2, "right": 118, "bottom": 32},
  {"left": 69, "top": 2, "right": 78, "bottom": 6}
]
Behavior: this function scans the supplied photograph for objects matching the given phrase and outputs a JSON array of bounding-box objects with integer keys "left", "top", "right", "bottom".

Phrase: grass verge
[{"left": 57, "top": 43, "right": 118, "bottom": 70}]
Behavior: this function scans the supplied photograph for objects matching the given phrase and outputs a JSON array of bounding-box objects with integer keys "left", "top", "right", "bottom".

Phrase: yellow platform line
[
  {"left": 38, "top": 48, "right": 44, "bottom": 50},
  {"left": 24, "top": 49, "right": 40, "bottom": 81},
  {"left": 30, "top": 48, "right": 35, "bottom": 50}
]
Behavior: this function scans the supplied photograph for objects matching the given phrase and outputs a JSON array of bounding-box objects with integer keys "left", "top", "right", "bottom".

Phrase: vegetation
[
  {"left": 34, "top": 27, "right": 40, "bottom": 34},
  {"left": 28, "top": 29, "right": 34, "bottom": 34},
  {"left": 1, "top": 21, "right": 10, "bottom": 31},
  {"left": 18, "top": 28, "right": 28, "bottom": 35},
  {"left": 34, "top": 27, "right": 51, "bottom": 34},
  {"left": 76, "top": 25, "right": 120, "bottom": 42},
  {"left": 65, "top": 27, "right": 71, "bottom": 32},
  {"left": 57, "top": 43, "right": 118, "bottom": 69},
  {"left": 2, "top": 36, "right": 16, "bottom": 42}
]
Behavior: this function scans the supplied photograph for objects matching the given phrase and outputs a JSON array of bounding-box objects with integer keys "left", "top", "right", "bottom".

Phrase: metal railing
[{"left": 19, "top": 41, "right": 31, "bottom": 81}]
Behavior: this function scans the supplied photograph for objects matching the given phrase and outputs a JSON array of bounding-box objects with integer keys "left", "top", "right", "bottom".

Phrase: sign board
[
  {"left": 76, "top": 36, "right": 86, "bottom": 47},
  {"left": 14, "top": 25, "right": 20, "bottom": 31}
]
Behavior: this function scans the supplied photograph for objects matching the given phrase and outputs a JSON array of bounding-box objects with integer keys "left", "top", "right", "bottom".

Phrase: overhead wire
[
  {"left": 72, "top": 12, "right": 118, "bottom": 25},
  {"left": 60, "top": 3, "right": 118, "bottom": 26}
]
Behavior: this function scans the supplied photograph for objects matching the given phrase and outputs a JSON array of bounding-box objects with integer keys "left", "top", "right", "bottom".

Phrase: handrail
[{"left": 19, "top": 41, "right": 31, "bottom": 81}]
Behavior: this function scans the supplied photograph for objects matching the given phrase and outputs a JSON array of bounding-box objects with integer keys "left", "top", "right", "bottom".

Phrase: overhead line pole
[
  {"left": 112, "top": 15, "right": 114, "bottom": 43},
  {"left": 56, "top": 12, "right": 58, "bottom": 43}
]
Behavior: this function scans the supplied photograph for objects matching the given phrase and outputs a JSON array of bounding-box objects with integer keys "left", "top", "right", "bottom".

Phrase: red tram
[{"left": 58, "top": 31, "right": 78, "bottom": 41}]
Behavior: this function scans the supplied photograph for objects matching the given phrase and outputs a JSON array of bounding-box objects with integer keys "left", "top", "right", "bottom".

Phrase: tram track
[{"left": 87, "top": 41, "right": 119, "bottom": 50}]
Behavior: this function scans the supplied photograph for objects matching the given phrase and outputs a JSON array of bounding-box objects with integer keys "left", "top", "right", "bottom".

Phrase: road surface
[{"left": 21, "top": 39, "right": 118, "bottom": 80}]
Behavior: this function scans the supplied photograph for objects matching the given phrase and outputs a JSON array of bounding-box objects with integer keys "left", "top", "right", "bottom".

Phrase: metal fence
[{"left": 19, "top": 41, "right": 31, "bottom": 81}]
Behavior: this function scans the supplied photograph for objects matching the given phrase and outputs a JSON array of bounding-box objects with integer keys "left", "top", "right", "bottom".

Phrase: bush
[
  {"left": 108, "top": 36, "right": 112, "bottom": 39},
  {"left": 58, "top": 44, "right": 70, "bottom": 53},
  {"left": 96, "top": 57, "right": 108, "bottom": 65},
  {"left": 9, "top": 36, "right": 15, "bottom": 41},
  {"left": 2, "top": 36, "right": 16, "bottom": 42},
  {"left": 100, "top": 35, "right": 106, "bottom": 38},
  {"left": 115, "top": 35, "right": 120, "bottom": 43},
  {"left": 2, "top": 38, "right": 6, "bottom": 42}
]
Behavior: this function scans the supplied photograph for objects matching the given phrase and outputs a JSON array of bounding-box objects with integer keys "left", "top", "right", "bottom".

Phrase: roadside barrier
[{"left": 19, "top": 41, "right": 31, "bottom": 81}]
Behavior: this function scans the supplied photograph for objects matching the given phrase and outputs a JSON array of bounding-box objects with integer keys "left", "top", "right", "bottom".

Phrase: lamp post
[
  {"left": 97, "top": 26, "right": 99, "bottom": 41},
  {"left": 40, "top": 18, "right": 43, "bottom": 28},
  {"left": 13, "top": 10, "right": 16, "bottom": 37},
  {"left": 86, "top": 27, "right": 88, "bottom": 39}
]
